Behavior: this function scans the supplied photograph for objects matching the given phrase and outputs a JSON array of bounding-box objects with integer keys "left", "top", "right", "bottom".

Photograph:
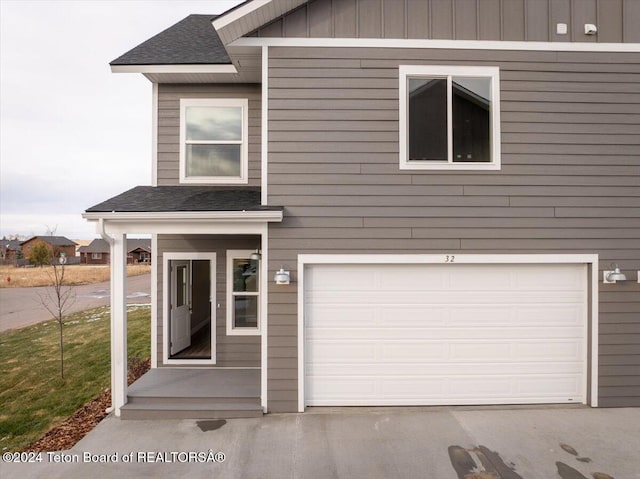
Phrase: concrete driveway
[
  {"left": 0, "top": 274, "right": 151, "bottom": 332},
  {"left": 2, "top": 406, "right": 638, "bottom": 479}
]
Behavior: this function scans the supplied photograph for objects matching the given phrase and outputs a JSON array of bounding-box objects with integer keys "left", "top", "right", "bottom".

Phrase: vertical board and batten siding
[
  {"left": 156, "top": 235, "right": 261, "bottom": 368},
  {"left": 157, "top": 84, "right": 262, "bottom": 186},
  {"left": 250, "top": 0, "right": 640, "bottom": 43},
  {"left": 265, "top": 46, "right": 640, "bottom": 412}
]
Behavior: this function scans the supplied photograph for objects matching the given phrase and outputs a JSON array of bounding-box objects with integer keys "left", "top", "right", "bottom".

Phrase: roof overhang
[
  {"left": 111, "top": 61, "right": 261, "bottom": 83},
  {"left": 230, "top": 36, "right": 640, "bottom": 52},
  {"left": 83, "top": 210, "right": 283, "bottom": 236},
  {"left": 213, "top": 0, "right": 307, "bottom": 45},
  {"left": 83, "top": 210, "right": 283, "bottom": 223},
  {"left": 110, "top": 64, "right": 237, "bottom": 74}
]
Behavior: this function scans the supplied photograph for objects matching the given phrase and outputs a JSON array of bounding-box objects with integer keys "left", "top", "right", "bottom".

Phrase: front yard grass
[
  {"left": 0, "top": 264, "right": 151, "bottom": 288},
  {"left": 0, "top": 304, "right": 150, "bottom": 451}
]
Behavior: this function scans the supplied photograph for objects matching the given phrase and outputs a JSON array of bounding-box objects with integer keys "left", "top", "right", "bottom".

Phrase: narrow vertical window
[{"left": 227, "top": 250, "right": 260, "bottom": 335}]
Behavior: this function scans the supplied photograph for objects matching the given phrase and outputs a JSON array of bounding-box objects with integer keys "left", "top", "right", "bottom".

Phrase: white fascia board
[
  {"left": 231, "top": 37, "right": 640, "bottom": 53},
  {"left": 110, "top": 64, "right": 237, "bottom": 74},
  {"left": 83, "top": 210, "right": 282, "bottom": 223},
  {"left": 212, "top": 0, "right": 273, "bottom": 31}
]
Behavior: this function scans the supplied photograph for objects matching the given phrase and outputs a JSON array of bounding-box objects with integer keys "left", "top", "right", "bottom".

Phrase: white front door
[{"left": 170, "top": 260, "right": 191, "bottom": 355}]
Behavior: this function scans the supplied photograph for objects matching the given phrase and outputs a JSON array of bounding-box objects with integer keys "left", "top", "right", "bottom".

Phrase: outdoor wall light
[
  {"left": 274, "top": 267, "right": 290, "bottom": 285},
  {"left": 250, "top": 249, "right": 261, "bottom": 261},
  {"left": 603, "top": 263, "right": 627, "bottom": 283}
]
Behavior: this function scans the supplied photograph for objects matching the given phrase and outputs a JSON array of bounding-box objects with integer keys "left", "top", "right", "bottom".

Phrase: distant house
[
  {"left": 79, "top": 238, "right": 151, "bottom": 265},
  {"left": 0, "top": 239, "right": 23, "bottom": 262},
  {"left": 21, "top": 236, "right": 77, "bottom": 262}
]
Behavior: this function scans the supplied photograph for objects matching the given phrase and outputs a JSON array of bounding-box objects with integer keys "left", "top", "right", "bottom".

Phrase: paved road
[
  {"left": 0, "top": 273, "right": 151, "bottom": 332},
  {"left": 1, "top": 406, "right": 638, "bottom": 478}
]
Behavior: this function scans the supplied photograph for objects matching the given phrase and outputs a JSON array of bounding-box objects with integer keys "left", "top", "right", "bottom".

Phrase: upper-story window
[
  {"left": 399, "top": 65, "right": 501, "bottom": 170},
  {"left": 179, "top": 98, "right": 248, "bottom": 184}
]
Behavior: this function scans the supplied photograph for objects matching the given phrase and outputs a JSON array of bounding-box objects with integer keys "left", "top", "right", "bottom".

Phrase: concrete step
[
  {"left": 126, "top": 394, "right": 260, "bottom": 405},
  {"left": 120, "top": 401, "right": 264, "bottom": 420}
]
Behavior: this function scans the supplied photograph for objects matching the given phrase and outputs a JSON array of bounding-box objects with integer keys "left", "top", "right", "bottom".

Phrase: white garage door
[{"left": 304, "top": 263, "right": 587, "bottom": 406}]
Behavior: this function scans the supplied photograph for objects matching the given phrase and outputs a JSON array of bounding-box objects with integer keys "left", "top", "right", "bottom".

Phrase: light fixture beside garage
[
  {"left": 250, "top": 248, "right": 261, "bottom": 261},
  {"left": 604, "top": 264, "right": 627, "bottom": 283},
  {"left": 274, "top": 267, "right": 290, "bottom": 285}
]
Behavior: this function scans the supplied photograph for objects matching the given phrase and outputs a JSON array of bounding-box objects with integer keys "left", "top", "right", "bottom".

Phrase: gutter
[{"left": 83, "top": 210, "right": 283, "bottom": 223}]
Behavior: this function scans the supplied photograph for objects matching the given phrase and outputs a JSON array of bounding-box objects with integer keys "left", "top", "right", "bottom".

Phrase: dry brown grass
[{"left": 0, "top": 264, "right": 151, "bottom": 288}]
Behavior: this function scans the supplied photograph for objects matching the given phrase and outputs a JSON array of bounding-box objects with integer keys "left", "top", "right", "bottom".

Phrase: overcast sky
[{"left": 0, "top": 0, "right": 242, "bottom": 240}]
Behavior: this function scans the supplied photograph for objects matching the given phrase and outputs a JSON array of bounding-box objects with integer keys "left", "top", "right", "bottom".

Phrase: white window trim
[
  {"left": 91, "top": 252, "right": 103, "bottom": 259},
  {"left": 399, "top": 65, "right": 501, "bottom": 171},
  {"left": 226, "top": 249, "right": 260, "bottom": 336},
  {"left": 179, "top": 98, "right": 249, "bottom": 184}
]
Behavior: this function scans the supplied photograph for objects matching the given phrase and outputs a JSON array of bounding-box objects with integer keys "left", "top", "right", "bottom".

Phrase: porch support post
[
  {"left": 260, "top": 224, "right": 268, "bottom": 412},
  {"left": 111, "top": 233, "right": 128, "bottom": 416}
]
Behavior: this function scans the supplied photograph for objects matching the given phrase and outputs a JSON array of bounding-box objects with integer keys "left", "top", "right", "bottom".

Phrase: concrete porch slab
[{"left": 127, "top": 368, "right": 260, "bottom": 399}]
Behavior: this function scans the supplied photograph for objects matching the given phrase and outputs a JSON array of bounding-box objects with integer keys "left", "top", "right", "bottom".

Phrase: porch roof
[
  {"left": 83, "top": 186, "right": 283, "bottom": 229},
  {"left": 85, "top": 186, "right": 280, "bottom": 213}
]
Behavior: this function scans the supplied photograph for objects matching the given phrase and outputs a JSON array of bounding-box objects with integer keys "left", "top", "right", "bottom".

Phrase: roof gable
[{"left": 111, "top": 14, "right": 230, "bottom": 66}]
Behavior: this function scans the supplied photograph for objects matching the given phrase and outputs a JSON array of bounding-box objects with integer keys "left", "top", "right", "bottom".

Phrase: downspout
[
  {"left": 99, "top": 218, "right": 114, "bottom": 246},
  {"left": 99, "top": 218, "right": 116, "bottom": 414}
]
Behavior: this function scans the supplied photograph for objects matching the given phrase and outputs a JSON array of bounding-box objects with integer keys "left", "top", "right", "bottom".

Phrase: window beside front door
[
  {"left": 399, "top": 65, "right": 501, "bottom": 170},
  {"left": 179, "top": 98, "right": 249, "bottom": 184},
  {"left": 227, "top": 250, "right": 260, "bottom": 335},
  {"left": 91, "top": 252, "right": 102, "bottom": 259}
]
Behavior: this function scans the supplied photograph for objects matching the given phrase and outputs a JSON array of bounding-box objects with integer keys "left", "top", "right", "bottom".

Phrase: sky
[{"left": 0, "top": 0, "right": 242, "bottom": 240}]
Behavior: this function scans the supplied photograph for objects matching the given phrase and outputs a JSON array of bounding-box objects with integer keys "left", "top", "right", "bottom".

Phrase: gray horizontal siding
[
  {"left": 266, "top": 46, "right": 640, "bottom": 412},
  {"left": 251, "top": 0, "right": 640, "bottom": 42},
  {"left": 157, "top": 235, "right": 261, "bottom": 368},
  {"left": 157, "top": 84, "right": 261, "bottom": 186}
]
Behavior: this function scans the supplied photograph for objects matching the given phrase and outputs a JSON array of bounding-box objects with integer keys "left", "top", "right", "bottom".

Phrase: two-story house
[{"left": 84, "top": 0, "right": 640, "bottom": 419}]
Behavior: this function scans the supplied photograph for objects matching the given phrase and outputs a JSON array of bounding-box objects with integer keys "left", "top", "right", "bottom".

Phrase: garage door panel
[
  {"left": 308, "top": 264, "right": 585, "bottom": 292},
  {"left": 308, "top": 375, "right": 583, "bottom": 405},
  {"left": 305, "top": 263, "right": 587, "bottom": 406},
  {"left": 308, "top": 304, "right": 584, "bottom": 329},
  {"left": 306, "top": 327, "right": 584, "bottom": 341},
  {"left": 306, "top": 266, "right": 377, "bottom": 291},
  {"left": 308, "top": 342, "right": 378, "bottom": 361},
  {"left": 308, "top": 377, "right": 377, "bottom": 399},
  {"left": 305, "top": 305, "right": 381, "bottom": 327},
  {"left": 514, "top": 266, "right": 585, "bottom": 290},
  {"left": 308, "top": 290, "right": 585, "bottom": 304},
  {"left": 516, "top": 375, "right": 582, "bottom": 396},
  {"left": 516, "top": 340, "right": 583, "bottom": 360},
  {"left": 308, "top": 362, "right": 583, "bottom": 377}
]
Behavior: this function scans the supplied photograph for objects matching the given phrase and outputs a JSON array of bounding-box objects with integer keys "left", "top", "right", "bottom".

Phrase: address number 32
[{"left": 444, "top": 255, "right": 455, "bottom": 263}]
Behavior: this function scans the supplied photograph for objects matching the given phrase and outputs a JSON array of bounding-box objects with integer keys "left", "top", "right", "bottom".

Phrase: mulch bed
[{"left": 22, "top": 359, "right": 150, "bottom": 452}]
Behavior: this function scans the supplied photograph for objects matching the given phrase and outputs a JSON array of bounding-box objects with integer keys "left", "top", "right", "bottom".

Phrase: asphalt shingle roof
[
  {"left": 110, "top": 14, "right": 231, "bottom": 66},
  {"left": 79, "top": 238, "right": 151, "bottom": 254},
  {"left": 85, "top": 186, "right": 282, "bottom": 213},
  {"left": 21, "top": 236, "right": 77, "bottom": 246}
]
